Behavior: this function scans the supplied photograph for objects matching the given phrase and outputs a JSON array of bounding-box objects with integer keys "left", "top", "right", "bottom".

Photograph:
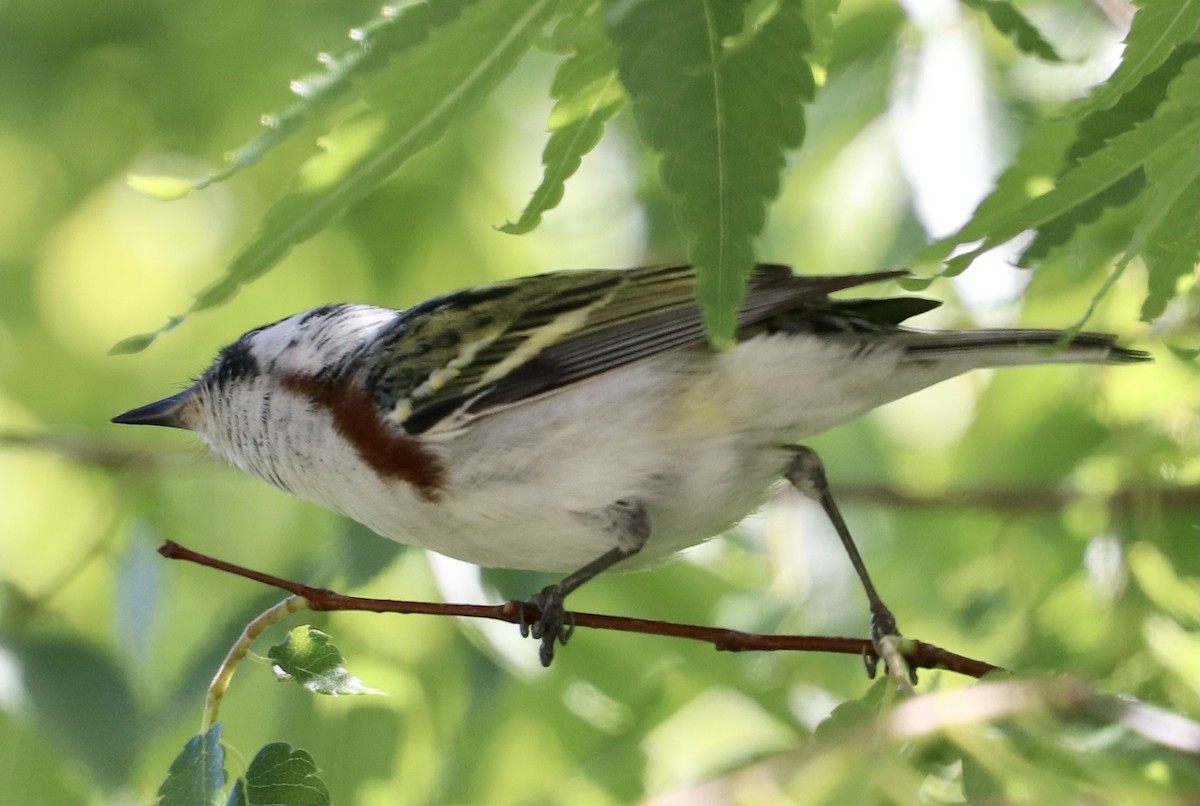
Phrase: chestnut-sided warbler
[{"left": 114, "top": 264, "right": 1148, "bottom": 665}]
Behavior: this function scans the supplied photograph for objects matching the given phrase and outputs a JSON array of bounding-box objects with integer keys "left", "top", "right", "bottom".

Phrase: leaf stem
[{"left": 202, "top": 595, "right": 309, "bottom": 732}]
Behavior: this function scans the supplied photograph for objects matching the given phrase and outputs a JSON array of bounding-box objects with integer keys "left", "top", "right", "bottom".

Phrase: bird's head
[{"left": 112, "top": 304, "right": 399, "bottom": 464}]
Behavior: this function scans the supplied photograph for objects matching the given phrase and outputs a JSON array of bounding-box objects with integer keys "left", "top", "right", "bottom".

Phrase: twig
[
  {"left": 203, "top": 596, "right": 308, "bottom": 730},
  {"left": 159, "top": 540, "right": 1002, "bottom": 680}
]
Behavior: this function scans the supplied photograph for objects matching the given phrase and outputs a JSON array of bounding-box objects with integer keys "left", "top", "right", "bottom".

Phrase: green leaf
[
  {"left": 1141, "top": 176, "right": 1200, "bottom": 320},
  {"left": 960, "top": 0, "right": 1063, "bottom": 62},
  {"left": 1070, "top": 43, "right": 1200, "bottom": 168},
  {"left": 801, "top": 0, "right": 840, "bottom": 79},
  {"left": 15, "top": 637, "right": 140, "bottom": 790},
  {"left": 1125, "top": 163, "right": 1199, "bottom": 318},
  {"left": 918, "top": 115, "right": 1077, "bottom": 270},
  {"left": 500, "top": 2, "right": 625, "bottom": 234},
  {"left": 267, "top": 626, "right": 383, "bottom": 696},
  {"left": 1067, "top": 49, "right": 1200, "bottom": 328},
  {"left": 227, "top": 744, "right": 330, "bottom": 806},
  {"left": 608, "top": 0, "right": 815, "bottom": 346},
  {"left": 1020, "top": 43, "right": 1200, "bottom": 264},
  {"left": 157, "top": 724, "right": 226, "bottom": 806},
  {"left": 134, "top": 0, "right": 487, "bottom": 200},
  {"left": 108, "top": 314, "right": 188, "bottom": 356},
  {"left": 1015, "top": 172, "right": 1144, "bottom": 268},
  {"left": 127, "top": 173, "right": 201, "bottom": 202},
  {"left": 921, "top": 4, "right": 1200, "bottom": 274},
  {"left": 1138, "top": 55, "right": 1200, "bottom": 320},
  {"left": 1088, "top": 0, "right": 1200, "bottom": 115},
  {"left": 943, "top": 79, "right": 1200, "bottom": 275},
  {"left": 1166, "top": 342, "right": 1200, "bottom": 360},
  {"left": 812, "top": 678, "right": 890, "bottom": 741},
  {"left": 115, "top": 0, "right": 558, "bottom": 353}
]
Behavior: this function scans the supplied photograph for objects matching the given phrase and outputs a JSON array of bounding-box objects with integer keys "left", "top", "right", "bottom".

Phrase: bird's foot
[
  {"left": 518, "top": 586, "right": 575, "bottom": 667},
  {"left": 865, "top": 604, "right": 917, "bottom": 691}
]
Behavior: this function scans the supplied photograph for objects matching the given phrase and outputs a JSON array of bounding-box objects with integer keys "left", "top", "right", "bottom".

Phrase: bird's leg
[
  {"left": 784, "top": 445, "right": 916, "bottom": 684},
  {"left": 521, "top": 499, "right": 650, "bottom": 666}
]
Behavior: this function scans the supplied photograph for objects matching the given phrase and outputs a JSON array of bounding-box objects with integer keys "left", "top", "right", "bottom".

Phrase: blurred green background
[{"left": 1, "top": 0, "right": 1196, "bottom": 803}]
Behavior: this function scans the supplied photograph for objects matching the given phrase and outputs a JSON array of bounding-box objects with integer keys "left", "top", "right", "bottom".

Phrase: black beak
[{"left": 112, "top": 389, "right": 195, "bottom": 429}]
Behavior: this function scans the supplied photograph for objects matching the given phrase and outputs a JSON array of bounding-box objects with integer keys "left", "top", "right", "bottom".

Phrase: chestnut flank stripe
[{"left": 281, "top": 373, "right": 446, "bottom": 501}]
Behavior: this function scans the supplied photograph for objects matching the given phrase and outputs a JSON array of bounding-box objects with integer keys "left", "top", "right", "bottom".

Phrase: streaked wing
[{"left": 368, "top": 265, "right": 905, "bottom": 434}]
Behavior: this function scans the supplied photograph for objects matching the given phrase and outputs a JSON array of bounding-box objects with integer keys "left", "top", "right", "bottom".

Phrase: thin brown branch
[{"left": 158, "top": 540, "right": 1002, "bottom": 680}]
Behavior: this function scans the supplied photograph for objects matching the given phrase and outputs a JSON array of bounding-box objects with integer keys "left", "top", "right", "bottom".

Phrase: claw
[
  {"left": 560, "top": 612, "right": 576, "bottom": 644},
  {"left": 517, "top": 605, "right": 534, "bottom": 638},
  {"left": 863, "top": 646, "right": 880, "bottom": 679},
  {"left": 521, "top": 587, "right": 573, "bottom": 667}
]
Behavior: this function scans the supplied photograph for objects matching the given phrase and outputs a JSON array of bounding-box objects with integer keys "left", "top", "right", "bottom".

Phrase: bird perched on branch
[{"left": 114, "top": 264, "right": 1149, "bottom": 666}]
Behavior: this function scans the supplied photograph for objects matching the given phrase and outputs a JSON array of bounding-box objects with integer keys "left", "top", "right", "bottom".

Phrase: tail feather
[{"left": 901, "top": 329, "right": 1151, "bottom": 367}]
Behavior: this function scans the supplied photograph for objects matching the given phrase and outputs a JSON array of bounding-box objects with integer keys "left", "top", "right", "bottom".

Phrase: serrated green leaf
[
  {"left": 922, "top": 6, "right": 1200, "bottom": 274},
  {"left": 1071, "top": 43, "right": 1200, "bottom": 166},
  {"left": 1020, "top": 43, "right": 1200, "bottom": 264},
  {"left": 944, "top": 89, "right": 1200, "bottom": 275},
  {"left": 1141, "top": 179, "right": 1200, "bottom": 321},
  {"left": 918, "top": 116, "right": 1078, "bottom": 270},
  {"left": 1089, "top": 0, "right": 1200, "bottom": 114},
  {"left": 1132, "top": 165, "right": 1200, "bottom": 319},
  {"left": 961, "top": 0, "right": 1063, "bottom": 62},
  {"left": 802, "top": 0, "right": 840, "bottom": 79},
  {"left": 115, "top": 0, "right": 557, "bottom": 353},
  {"left": 227, "top": 744, "right": 330, "bottom": 806},
  {"left": 157, "top": 725, "right": 226, "bottom": 806},
  {"left": 1062, "top": 51, "right": 1200, "bottom": 327},
  {"left": 1139, "top": 56, "right": 1200, "bottom": 319},
  {"left": 500, "top": 3, "right": 625, "bottom": 235},
  {"left": 145, "top": 0, "right": 486, "bottom": 200},
  {"left": 1017, "top": 172, "right": 1145, "bottom": 267},
  {"left": 608, "top": 0, "right": 815, "bottom": 346},
  {"left": 268, "top": 626, "right": 383, "bottom": 696}
]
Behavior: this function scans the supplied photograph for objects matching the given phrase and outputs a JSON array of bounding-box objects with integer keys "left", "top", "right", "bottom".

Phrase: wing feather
[{"left": 369, "top": 265, "right": 906, "bottom": 434}]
